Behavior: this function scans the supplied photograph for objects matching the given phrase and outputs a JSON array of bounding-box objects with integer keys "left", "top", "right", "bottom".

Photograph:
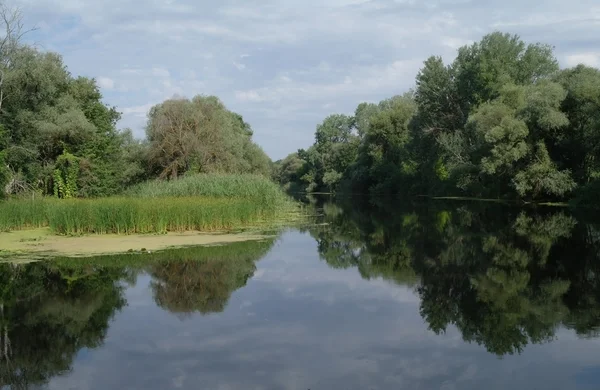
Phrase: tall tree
[{"left": 146, "top": 95, "right": 271, "bottom": 179}]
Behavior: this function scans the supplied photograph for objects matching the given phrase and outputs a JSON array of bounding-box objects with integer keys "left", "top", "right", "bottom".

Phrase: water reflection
[
  {"left": 304, "top": 198, "right": 600, "bottom": 356},
  {"left": 0, "top": 239, "right": 274, "bottom": 388},
  {"left": 0, "top": 261, "right": 128, "bottom": 388},
  {"left": 1, "top": 200, "right": 600, "bottom": 388},
  {"left": 148, "top": 241, "right": 273, "bottom": 316}
]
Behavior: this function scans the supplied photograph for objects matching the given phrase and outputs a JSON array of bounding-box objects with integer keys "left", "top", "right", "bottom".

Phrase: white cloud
[
  {"left": 441, "top": 36, "right": 473, "bottom": 50},
  {"left": 232, "top": 61, "right": 246, "bottom": 71},
  {"left": 151, "top": 67, "right": 170, "bottom": 78},
  {"left": 97, "top": 77, "right": 115, "bottom": 90},
  {"left": 565, "top": 52, "right": 600, "bottom": 68},
  {"left": 235, "top": 90, "right": 264, "bottom": 103},
  {"left": 12, "top": 0, "right": 600, "bottom": 159},
  {"left": 122, "top": 103, "right": 154, "bottom": 118},
  {"left": 234, "top": 59, "right": 421, "bottom": 105}
]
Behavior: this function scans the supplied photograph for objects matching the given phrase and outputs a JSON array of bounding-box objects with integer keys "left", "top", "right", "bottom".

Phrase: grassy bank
[
  {"left": 126, "top": 173, "right": 289, "bottom": 205},
  {"left": 0, "top": 174, "right": 300, "bottom": 235}
]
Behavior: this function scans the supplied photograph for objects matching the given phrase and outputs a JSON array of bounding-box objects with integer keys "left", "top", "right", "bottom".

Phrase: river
[{"left": 1, "top": 198, "right": 599, "bottom": 389}]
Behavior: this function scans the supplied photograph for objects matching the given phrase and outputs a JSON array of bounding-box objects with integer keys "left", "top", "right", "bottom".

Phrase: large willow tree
[{"left": 145, "top": 95, "right": 271, "bottom": 179}]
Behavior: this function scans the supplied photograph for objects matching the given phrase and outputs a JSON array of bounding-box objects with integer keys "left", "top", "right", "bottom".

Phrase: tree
[
  {"left": 0, "top": 38, "right": 132, "bottom": 197},
  {"left": 0, "top": 3, "right": 36, "bottom": 115},
  {"left": 365, "top": 95, "right": 417, "bottom": 192},
  {"left": 553, "top": 65, "right": 600, "bottom": 184},
  {"left": 273, "top": 152, "right": 307, "bottom": 192},
  {"left": 146, "top": 240, "right": 275, "bottom": 316},
  {"left": 146, "top": 95, "right": 271, "bottom": 179}
]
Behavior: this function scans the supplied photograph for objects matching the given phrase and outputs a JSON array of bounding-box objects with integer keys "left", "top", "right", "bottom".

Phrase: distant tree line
[
  {"left": 0, "top": 4, "right": 271, "bottom": 199},
  {"left": 274, "top": 32, "right": 600, "bottom": 204}
]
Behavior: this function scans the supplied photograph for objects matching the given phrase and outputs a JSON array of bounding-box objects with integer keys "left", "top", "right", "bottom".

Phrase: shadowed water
[{"left": 1, "top": 199, "right": 600, "bottom": 389}]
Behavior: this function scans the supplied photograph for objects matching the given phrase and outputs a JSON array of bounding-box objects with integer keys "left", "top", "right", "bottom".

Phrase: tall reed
[
  {"left": 0, "top": 174, "right": 299, "bottom": 235},
  {"left": 125, "top": 173, "right": 289, "bottom": 207},
  {"left": 0, "top": 198, "right": 49, "bottom": 231},
  {"left": 46, "top": 197, "right": 291, "bottom": 235}
]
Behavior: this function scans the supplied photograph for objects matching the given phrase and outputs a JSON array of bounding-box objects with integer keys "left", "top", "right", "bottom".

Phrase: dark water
[{"left": 1, "top": 199, "right": 600, "bottom": 389}]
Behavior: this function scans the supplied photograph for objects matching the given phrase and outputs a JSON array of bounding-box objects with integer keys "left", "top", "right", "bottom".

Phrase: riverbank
[{"left": 0, "top": 227, "right": 276, "bottom": 258}]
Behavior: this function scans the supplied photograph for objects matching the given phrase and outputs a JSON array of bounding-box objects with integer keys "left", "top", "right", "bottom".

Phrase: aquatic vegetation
[
  {"left": 0, "top": 174, "right": 301, "bottom": 235},
  {"left": 125, "top": 173, "right": 290, "bottom": 206},
  {"left": 0, "top": 195, "right": 297, "bottom": 235}
]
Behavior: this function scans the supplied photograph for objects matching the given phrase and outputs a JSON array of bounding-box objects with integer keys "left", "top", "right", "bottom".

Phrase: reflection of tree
[
  {"left": 0, "top": 262, "right": 127, "bottom": 389},
  {"left": 147, "top": 240, "right": 275, "bottom": 316},
  {"left": 0, "top": 237, "right": 276, "bottom": 387},
  {"left": 307, "top": 197, "right": 600, "bottom": 356}
]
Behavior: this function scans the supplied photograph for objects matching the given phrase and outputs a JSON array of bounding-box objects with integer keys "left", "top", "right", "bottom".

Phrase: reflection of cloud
[
  {"left": 253, "top": 231, "right": 420, "bottom": 305},
  {"left": 43, "top": 230, "right": 600, "bottom": 390}
]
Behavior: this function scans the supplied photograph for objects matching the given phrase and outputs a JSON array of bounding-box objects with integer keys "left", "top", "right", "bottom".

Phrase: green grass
[
  {"left": 0, "top": 174, "right": 301, "bottom": 235},
  {"left": 47, "top": 197, "right": 293, "bottom": 234},
  {"left": 0, "top": 198, "right": 49, "bottom": 231},
  {"left": 125, "top": 173, "right": 289, "bottom": 206}
]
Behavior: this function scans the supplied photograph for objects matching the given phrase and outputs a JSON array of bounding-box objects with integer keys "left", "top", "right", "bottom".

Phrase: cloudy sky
[{"left": 14, "top": 0, "right": 600, "bottom": 159}]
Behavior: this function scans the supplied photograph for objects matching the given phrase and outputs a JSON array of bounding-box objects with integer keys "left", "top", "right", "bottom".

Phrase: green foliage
[
  {"left": 125, "top": 173, "right": 292, "bottom": 209},
  {"left": 272, "top": 152, "right": 307, "bottom": 191},
  {"left": 145, "top": 95, "right": 272, "bottom": 179},
  {"left": 53, "top": 151, "right": 79, "bottom": 198},
  {"left": 552, "top": 65, "right": 600, "bottom": 185},
  {"left": 46, "top": 197, "right": 283, "bottom": 234},
  {"left": 512, "top": 142, "right": 576, "bottom": 198},
  {"left": 0, "top": 195, "right": 293, "bottom": 235},
  {"left": 0, "top": 6, "right": 276, "bottom": 199},
  {"left": 283, "top": 31, "right": 598, "bottom": 204},
  {"left": 0, "top": 126, "right": 8, "bottom": 197},
  {"left": 0, "top": 42, "right": 131, "bottom": 197},
  {"left": 0, "top": 198, "right": 48, "bottom": 231},
  {"left": 358, "top": 95, "right": 417, "bottom": 193},
  {"left": 0, "top": 174, "right": 297, "bottom": 234}
]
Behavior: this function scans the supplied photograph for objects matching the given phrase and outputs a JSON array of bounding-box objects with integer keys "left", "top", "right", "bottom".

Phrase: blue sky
[{"left": 14, "top": 0, "right": 600, "bottom": 159}]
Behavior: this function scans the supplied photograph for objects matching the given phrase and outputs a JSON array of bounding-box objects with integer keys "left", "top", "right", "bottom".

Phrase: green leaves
[
  {"left": 512, "top": 142, "right": 576, "bottom": 198},
  {"left": 0, "top": 39, "right": 133, "bottom": 197},
  {"left": 146, "top": 95, "right": 272, "bottom": 180},
  {"left": 519, "top": 81, "right": 569, "bottom": 131},
  {"left": 466, "top": 102, "right": 529, "bottom": 175},
  {"left": 53, "top": 151, "right": 79, "bottom": 199}
]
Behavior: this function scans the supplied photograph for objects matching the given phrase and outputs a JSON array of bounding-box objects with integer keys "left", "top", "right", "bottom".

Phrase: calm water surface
[{"left": 2, "top": 200, "right": 600, "bottom": 389}]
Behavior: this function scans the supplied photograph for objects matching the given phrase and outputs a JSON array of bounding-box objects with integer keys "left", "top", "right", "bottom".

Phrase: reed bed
[
  {"left": 125, "top": 173, "right": 289, "bottom": 206},
  {"left": 0, "top": 174, "right": 299, "bottom": 235},
  {"left": 0, "top": 198, "right": 49, "bottom": 231},
  {"left": 46, "top": 197, "right": 285, "bottom": 234},
  {"left": 0, "top": 196, "right": 292, "bottom": 234}
]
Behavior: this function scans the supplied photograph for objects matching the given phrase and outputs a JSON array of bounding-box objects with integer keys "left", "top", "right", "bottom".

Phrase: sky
[{"left": 13, "top": 0, "right": 600, "bottom": 160}]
